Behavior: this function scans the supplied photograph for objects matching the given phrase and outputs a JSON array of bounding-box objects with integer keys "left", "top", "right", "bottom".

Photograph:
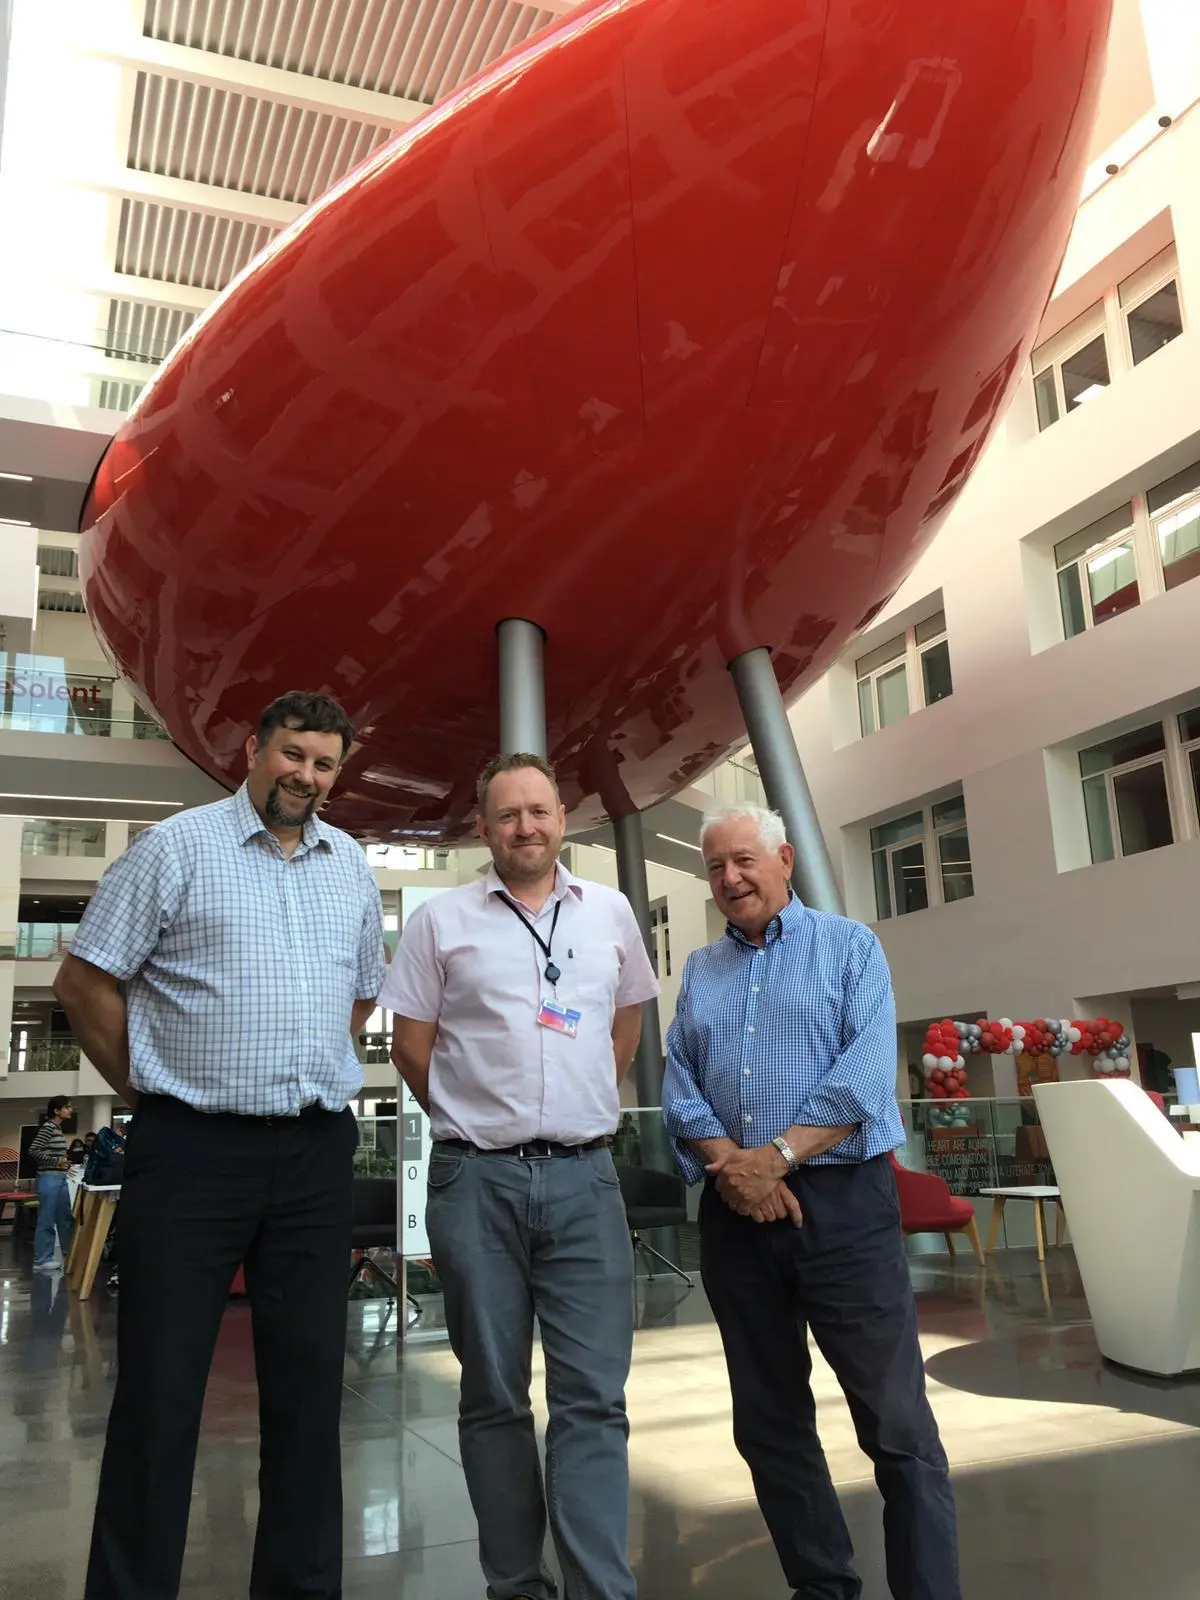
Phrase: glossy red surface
[{"left": 80, "top": 0, "right": 1112, "bottom": 840}]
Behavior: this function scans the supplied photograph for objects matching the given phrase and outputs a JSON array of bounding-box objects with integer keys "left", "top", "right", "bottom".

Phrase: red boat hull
[{"left": 80, "top": 0, "right": 1111, "bottom": 839}]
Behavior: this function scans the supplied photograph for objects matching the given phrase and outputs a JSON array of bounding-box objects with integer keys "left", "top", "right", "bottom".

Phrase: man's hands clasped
[{"left": 706, "top": 1144, "right": 803, "bottom": 1228}]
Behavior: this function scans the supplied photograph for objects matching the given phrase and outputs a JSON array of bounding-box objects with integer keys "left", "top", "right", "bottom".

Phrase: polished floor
[{"left": 3, "top": 1234, "right": 1200, "bottom": 1599}]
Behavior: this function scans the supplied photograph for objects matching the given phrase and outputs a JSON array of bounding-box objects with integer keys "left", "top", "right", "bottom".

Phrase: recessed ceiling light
[
  {"left": 0, "top": 517, "right": 32, "bottom": 526},
  {"left": 0, "top": 471, "right": 33, "bottom": 483},
  {"left": 656, "top": 832, "right": 702, "bottom": 852}
]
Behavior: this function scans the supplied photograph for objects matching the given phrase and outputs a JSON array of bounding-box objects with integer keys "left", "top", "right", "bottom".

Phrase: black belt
[{"left": 437, "top": 1136, "right": 612, "bottom": 1159}]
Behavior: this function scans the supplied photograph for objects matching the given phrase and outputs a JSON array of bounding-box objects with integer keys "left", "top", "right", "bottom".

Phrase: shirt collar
[
  {"left": 725, "top": 890, "right": 805, "bottom": 948},
  {"left": 485, "top": 859, "right": 583, "bottom": 906},
  {"left": 231, "top": 782, "right": 332, "bottom": 854}
]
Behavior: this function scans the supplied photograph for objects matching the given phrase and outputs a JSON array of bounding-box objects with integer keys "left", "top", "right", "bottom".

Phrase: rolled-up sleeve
[
  {"left": 792, "top": 930, "right": 898, "bottom": 1130},
  {"left": 356, "top": 869, "right": 387, "bottom": 1000},
  {"left": 69, "top": 829, "right": 184, "bottom": 981},
  {"left": 377, "top": 901, "right": 444, "bottom": 1022},
  {"left": 662, "top": 957, "right": 729, "bottom": 1185}
]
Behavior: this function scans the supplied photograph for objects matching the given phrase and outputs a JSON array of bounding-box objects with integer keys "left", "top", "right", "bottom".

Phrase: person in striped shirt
[
  {"left": 29, "top": 1095, "right": 75, "bottom": 1272},
  {"left": 663, "top": 804, "right": 960, "bottom": 1600}
]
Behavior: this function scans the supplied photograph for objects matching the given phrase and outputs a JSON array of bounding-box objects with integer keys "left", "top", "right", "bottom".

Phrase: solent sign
[{"left": 1, "top": 659, "right": 112, "bottom": 719}]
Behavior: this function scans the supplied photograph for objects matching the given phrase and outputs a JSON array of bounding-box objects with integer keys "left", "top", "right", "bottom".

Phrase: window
[
  {"left": 1120, "top": 249, "right": 1184, "bottom": 368},
  {"left": 1031, "top": 247, "right": 1184, "bottom": 432},
  {"left": 1149, "top": 460, "right": 1200, "bottom": 593},
  {"left": 871, "top": 795, "right": 974, "bottom": 920},
  {"left": 1079, "top": 723, "right": 1174, "bottom": 863},
  {"left": 1054, "top": 506, "right": 1139, "bottom": 636},
  {"left": 1032, "top": 312, "right": 1110, "bottom": 431},
  {"left": 871, "top": 813, "right": 927, "bottom": 920},
  {"left": 856, "top": 610, "right": 952, "bottom": 737},
  {"left": 932, "top": 796, "right": 974, "bottom": 902},
  {"left": 1126, "top": 281, "right": 1183, "bottom": 364}
]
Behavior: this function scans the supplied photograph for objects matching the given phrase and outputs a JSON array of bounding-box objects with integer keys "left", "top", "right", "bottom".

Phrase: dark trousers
[
  {"left": 699, "top": 1156, "right": 960, "bottom": 1600},
  {"left": 85, "top": 1094, "right": 358, "bottom": 1600}
]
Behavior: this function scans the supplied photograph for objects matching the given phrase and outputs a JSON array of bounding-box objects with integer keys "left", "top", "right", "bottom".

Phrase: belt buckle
[{"left": 518, "top": 1140, "right": 551, "bottom": 1160}]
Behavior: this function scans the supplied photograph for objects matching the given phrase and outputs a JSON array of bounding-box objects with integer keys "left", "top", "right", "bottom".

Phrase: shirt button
[
  {"left": 743, "top": 1068, "right": 751, "bottom": 1077},
  {"left": 743, "top": 1114, "right": 753, "bottom": 1124},
  {"left": 747, "top": 1025, "right": 755, "bottom": 1034},
  {"left": 752, "top": 986, "right": 761, "bottom": 994}
]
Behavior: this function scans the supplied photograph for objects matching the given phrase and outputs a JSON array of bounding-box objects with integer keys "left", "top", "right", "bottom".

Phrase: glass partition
[
  {"left": 354, "top": 1115, "right": 397, "bottom": 1179},
  {"left": 897, "top": 1098, "right": 1055, "bottom": 1194},
  {"left": 21, "top": 818, "right": 107, "bottom": 857},
  {"left": 15, "top": 922, "right": 76, "bottom": 959}
]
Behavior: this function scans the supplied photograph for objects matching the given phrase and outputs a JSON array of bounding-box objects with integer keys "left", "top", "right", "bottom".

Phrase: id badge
[{"left": 537, "top": 999, "right": 582, "bottom": 1038}]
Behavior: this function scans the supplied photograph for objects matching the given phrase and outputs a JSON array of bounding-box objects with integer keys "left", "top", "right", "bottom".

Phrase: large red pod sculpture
[{"left": 80, "top": 0, "right": 1111, "bottom": 840}]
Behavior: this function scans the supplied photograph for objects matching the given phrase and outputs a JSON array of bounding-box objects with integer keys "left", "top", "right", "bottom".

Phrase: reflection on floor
[{"left": 3, "top": 1239, "right": 1200, "bottom": 1598}]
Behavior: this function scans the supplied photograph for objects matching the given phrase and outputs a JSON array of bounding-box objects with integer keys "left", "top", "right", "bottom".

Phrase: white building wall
[{"left": 788, "top": 46, "right": 1200, "bottom": 1082}]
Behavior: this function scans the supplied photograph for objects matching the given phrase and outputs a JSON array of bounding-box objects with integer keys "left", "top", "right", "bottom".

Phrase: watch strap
[{"left": 772, "top": 1134, "right": 802, "bottom": 1172}]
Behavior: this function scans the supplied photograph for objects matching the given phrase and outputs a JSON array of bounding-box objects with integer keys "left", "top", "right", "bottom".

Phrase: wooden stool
[{"left": 67, "top": 1184, "right": 121, "bottom": 1300}]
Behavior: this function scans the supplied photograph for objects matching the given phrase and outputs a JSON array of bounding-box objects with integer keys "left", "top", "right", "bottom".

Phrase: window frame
[
  {"left": 1031, "top": 306, "right": 1110, "bottom": 431},
  {"left": 870, "top": 794, "right": 974, "bottom": 921},
  {"left": 1053, "top": 511, "right": 1140, "bottom": 637},
  {"left": 855, "top": 610, "right": 952, "bottom": 739},
  {"left": 1078, "top": 723, "right": 1179, "bottom": 864},
  {"left": 1119, "top": 246, "right": 1185, "bottom": 369},
  {"left": 1031, "top": 246, "right": 1184, "bottom": 433}
]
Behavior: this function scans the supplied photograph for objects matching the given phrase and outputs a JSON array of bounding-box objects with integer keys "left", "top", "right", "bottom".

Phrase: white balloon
[
  {"left": 999, "top": 1017, "right": 1013, "bottom": 1029},
  {"left": 1060, "top": 1019, "right": 1072, "bottom": 1033},
  {"left": 937, "top": 1055, "right": 954, "bottom": 1071},
  {"left": 922, "top": 1053, "right": 937, "bottom": 1070},
  {"left": 955, "top": 1054, "right": 966, "bottom": 1069},
  {"left": 1012, "top": 1025, "right": 1026, "bottom": 1038},
  {"left": 1067, "top": 1027, "right": 1081, "bottom": 1042}
]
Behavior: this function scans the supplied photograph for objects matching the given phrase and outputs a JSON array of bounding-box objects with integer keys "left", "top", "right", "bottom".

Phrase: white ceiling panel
[
  {"left": 115, "top": 196, "right": 278, "bottom": 289},
  {"left": 142, "top": 0, "right": 560, "bottom": 106}
]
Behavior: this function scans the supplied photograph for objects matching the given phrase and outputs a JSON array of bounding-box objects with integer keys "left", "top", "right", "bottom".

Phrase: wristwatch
[{"left": 772, "top": 1135, "right": 803, "bottom": 1172}]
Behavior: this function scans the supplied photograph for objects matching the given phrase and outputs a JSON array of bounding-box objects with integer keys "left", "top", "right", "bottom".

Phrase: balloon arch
[{"left": 919, "top": 1016, "right": 1133, "bottom": 1102}]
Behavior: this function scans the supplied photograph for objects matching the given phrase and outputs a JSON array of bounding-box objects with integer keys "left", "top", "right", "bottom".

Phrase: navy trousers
[{"left": 699, "top": 1155, "right": 961, "bottom": 1600}]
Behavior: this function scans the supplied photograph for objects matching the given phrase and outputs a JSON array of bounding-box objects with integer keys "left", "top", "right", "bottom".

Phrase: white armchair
[{"left": 1034, "top": 1079, "right": 1200, "bottom": 1376}]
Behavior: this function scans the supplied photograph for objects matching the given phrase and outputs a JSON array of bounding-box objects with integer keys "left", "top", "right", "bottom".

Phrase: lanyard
[{"left": 499, "top": 894, "right": 562, "bottom": 986}]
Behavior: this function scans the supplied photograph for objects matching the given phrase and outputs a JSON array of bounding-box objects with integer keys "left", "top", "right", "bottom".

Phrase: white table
[{"left": 978, "top": 1185, "right": 1064, "bottom": 1262}]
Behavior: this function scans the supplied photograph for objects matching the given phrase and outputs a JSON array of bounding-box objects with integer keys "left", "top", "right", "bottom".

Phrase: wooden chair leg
[
  {"left": 965, "top": 1215, "right": 986, "bottom": 1266},
  {"left": 67, "top": 1191, "right": 98, "bottom": 1288},
  {"left": 78, "top": 1198, "right": 116, "bottom": 1301},
  {"left": 1033, "top": 1199, "right": 1047, "bottom": 1263},
  {"left": 986, "top": 1197, "right": 1006, "bottom": 1254},
  {"left": 944, "top": 1231, "right": 957, "bottom": 1256}
]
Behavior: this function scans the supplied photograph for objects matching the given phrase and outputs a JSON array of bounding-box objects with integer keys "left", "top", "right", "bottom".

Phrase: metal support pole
[
  {"left": 496, "top": 619, "right": 547, "bottom": 756},
  {"left": 612, "top": 809, "right": 678, "bottom": 1271},
  {"left": 612, "top": 811, "right": 667, "bottom": 1109},
  {"left": 728, "top": 646, "right": 844, "bottom": 914}
]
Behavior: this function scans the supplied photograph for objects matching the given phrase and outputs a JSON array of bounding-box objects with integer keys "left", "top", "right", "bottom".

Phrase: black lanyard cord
[{"left": 499, "top": 894, "right": 562, "bottom": 985}]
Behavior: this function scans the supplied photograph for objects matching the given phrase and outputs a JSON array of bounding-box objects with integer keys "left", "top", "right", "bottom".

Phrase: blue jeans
[
  {"left": 427, "top": 1144, "right": 635, "bottom": 1600},
  {"left": 34, "top": 1172, "right": 73, "bottom": 1265}
]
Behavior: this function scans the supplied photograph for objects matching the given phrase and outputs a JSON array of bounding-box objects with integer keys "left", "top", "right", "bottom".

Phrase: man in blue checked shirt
[
  {"left": 54, "top": 691, "right": 386, "bottom": 1600},
  {"left": 663, "top": 803, "right": 960, "bottom": 1600}
]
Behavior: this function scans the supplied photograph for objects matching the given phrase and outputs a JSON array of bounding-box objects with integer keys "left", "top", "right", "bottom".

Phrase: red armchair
[{"left": 888, "top": 1153, "right": 985, "bottom": 1264}]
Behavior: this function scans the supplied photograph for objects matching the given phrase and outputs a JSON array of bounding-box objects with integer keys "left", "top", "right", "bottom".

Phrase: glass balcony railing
[
  {"left": 896, "top": 1097, "right": 1055, "bottom": 1195},
  {"left": 0, "top": 653, "right": 170, "bottom": 741},
  {"left": 14, "top": 923, "right": 76, "bottom": 959},
  {"left": 10, "top": 1040, "right": 82, "bottom": 1072},
  {"left": 21, "top": 819, "right": 108, "bottom": 857},
  {"left": 0, "top": 709, "right": 169, "bottom": 739}
]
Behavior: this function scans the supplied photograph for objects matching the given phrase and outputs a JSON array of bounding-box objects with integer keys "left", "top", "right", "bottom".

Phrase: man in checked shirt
[
  {"left": 662, "top": 803, "right": 960, "bottom": 1600},
  {"left": 53, "top": 691, "right": 386, "bottom": 1600}
]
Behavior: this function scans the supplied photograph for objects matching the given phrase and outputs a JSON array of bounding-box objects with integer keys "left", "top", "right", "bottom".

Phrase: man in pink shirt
[{"left": 379, "top": 752, "right": 659, "bottom": 1600}]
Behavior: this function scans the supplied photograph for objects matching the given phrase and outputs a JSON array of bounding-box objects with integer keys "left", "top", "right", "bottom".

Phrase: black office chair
[
  {"left": 349, "top": 1178, "right": 409, "bottom": 1308},
  {"left": 617, "top": 1165, "right": 693, "bottom": 1287}
]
